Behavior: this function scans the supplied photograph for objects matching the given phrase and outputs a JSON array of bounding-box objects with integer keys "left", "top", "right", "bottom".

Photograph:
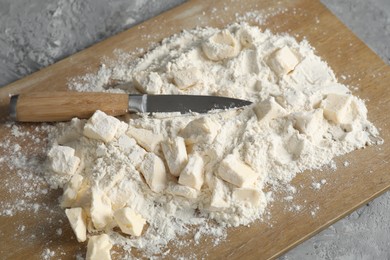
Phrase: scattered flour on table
[
  {"left": 1, "top": 22, "right": 382, "bottom": 259},
  {"left": 0, "top": 124, "right": 55, "bottom": 217}
]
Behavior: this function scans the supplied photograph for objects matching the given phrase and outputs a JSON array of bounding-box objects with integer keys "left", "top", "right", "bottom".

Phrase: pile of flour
[{"left": 45, "top": 23, "right": 381, "bottom": 258}]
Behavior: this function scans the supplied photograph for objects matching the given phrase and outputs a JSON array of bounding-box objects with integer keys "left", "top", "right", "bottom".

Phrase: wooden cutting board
[{"left": 0, "top": 0, "right": 389, "bottom": 259}]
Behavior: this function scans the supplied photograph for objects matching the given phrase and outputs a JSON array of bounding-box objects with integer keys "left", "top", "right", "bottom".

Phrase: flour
[
  {"left": 0, "top": 123, "right": 54, "bottom": 217},
  {"left": 41, "top": 23, "right": 383, "bottom": 258},
  {"left": 41, "top": 248, "right": 55, "bottom": 260}
]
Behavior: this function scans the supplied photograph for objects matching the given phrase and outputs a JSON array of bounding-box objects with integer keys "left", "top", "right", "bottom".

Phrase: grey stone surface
[
  {"left": 0, "top": 0, "right": 389, "bottom": 259},
  {"left": 322, "top": 0, "right": 390, "bottom": 64},
  {"left": 0, "top": 0, "right": 186, "bottom": 87}
]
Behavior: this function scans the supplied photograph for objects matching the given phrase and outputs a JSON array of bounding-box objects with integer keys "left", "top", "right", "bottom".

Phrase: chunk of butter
[
  {"left": 127, "top": 126, "right": 164, "bottom": 152},
  {"left": 202, "top": 29, "right": 241, "bottom": 61},
  {"left": 161, "top": 137, "right": 188, "bottom": 177},
  {"left": 86, "top": 234, "right": 112, "bottom": 260},
  {"left": 139, "top": 153, "right": 167, "bottom": 193},
  {"left": 172, "top": 67, "right": 202, "bottom": 89},
  {"left": 90, "top": 187, "right": 113, "bottom": 230},
  {"left": 320, "top": 93, "right": 354, "bottom": 124},
  {"left": 180, "top": 117, "right": 221, "bottom": 144},
  {"left": 217, "top": 154, "right": 259, "bottom": 188},
  {"left": 166, "top": 183, "right": 199, "bottom": 199},
  {"left": 293, "top": 109, "right": 326, "bottom": 142},
  {"left": 113, "top": 207, "right": 146, "bottom": 236},
  {"left": 267, "top": 46, "right": 300, "bottom": 76},
  {"left": 61, "top": 174, "right": 84, "bottom": 208},
  {"left": 178, "top": 153, "right": 204, "bottom": 190},
  {"left": 133, "top": 71, "right": 163, "bottom": 94},
  {"left": 253, "top": 97, "right": 287, "bottom": 122},
  {"left": 48, "top": 145, "right": 80, "bottom": 176},
  {"left": 83, "top": 110, "right": 122, "bottom": 143},
  {"left": 65, "top": 207, "right": 87, "bottom": 242}
]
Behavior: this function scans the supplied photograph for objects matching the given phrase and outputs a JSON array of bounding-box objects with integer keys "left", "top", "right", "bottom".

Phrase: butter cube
[
  {"left": 86, "top": 234, "right": 112, "bottom": 260},
  {"left": 320, "top": 94, "right": 353, "bottom": 124},
  {"left": 238, "top": 25, "right": 264, "bottom": 47},
  {"left": 209, "top": 178, "right": 230, "bottom": 211},
  {"left": 61, "top": 174, "right": 84, "bottom": 208},
  {"left": 90, "top": 187, "right": 113, "bottom": 230},
  {"left": 83, "top": 110, "right": 122, "bottom": 142},
  {"left": 139, "top": 153, "right": 167, "bottom": 193},
  {"left": 127, "top": 126, "right": 164, "bottom": 152},
  {"left": 64, "top": 182, "right": 90, "bottom": 209},
  {"left": 65, "top": 207, "right": 87, "bottom": 242},
  {"left": 180, "top": 117, "right": 220, "bottom": 144},
  {"left": 267, "top": 46, "right": 300, "bottom": 76},
  {"left": 202, "top": 30, "right": 240, "bottom": 61},
  {"left": 293, "top": 109, "right": 325, "bottom": 141},
  {"left": 253, "top": 97, "right": 287, "bottom": 122},
  {"left": 232, "top": 188, "right": 263, "bottom": 208},
  {"left": 113, "top": 207, "right": 146, "bottom": 236},
  {"left": 166, "top": 183, "right": 199, "bottom": 199},
  {"left": 217, "top": 154, "right": 259, "bottom": 188},
  {"left": 172, "top": 67, "right": 201, "bottom": 89},
  {"left": 48, "top": 145, "right": 80, "bottom": 176},
  {"left": 161, "top": 137, "right": 188, "bottom": 176},
  {"left": 133, "top": 71, "right": 163, "bottom": 94},
  {"left": 178, "top": 153, "right": 204, "bottom": 190}
]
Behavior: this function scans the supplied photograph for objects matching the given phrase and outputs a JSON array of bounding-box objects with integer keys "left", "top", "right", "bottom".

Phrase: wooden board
[{"left": 0, "top": 0, "right": 389, "bottom": 259}]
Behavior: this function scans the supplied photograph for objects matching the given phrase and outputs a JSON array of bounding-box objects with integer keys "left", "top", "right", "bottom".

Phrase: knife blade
[{"left": 9, "top": 92, "right": 252, "bottom": 122}]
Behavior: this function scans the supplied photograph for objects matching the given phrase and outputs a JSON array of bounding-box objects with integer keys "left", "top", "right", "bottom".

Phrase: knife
[{"left": 9, "top": 92, "right": 252, "bottom": 122}]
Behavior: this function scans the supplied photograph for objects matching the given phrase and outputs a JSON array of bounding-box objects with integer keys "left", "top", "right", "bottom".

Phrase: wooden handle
[{"left": 11, "top": 92, "right": 129, "bottom": 122}]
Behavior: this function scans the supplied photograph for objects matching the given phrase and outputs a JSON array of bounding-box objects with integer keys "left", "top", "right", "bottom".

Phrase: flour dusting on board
[{"left": 1, "top": 22, "right": 382, "bottom": 259}]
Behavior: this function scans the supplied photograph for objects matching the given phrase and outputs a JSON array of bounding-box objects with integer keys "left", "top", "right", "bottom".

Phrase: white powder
[
  {"left": 41, "top": 248, "right": 55, "bottom": 260},
  {"left": 0, "top": 20, "right": 381, "bottom": 258},
  {"left": 312, "top": 182, "right": 322, "bottom": 190},
  {"left": 0, "top": 124, "right": 55, "bottom": 217},
  {"left": 39, "top": 22, "right": 383, "bottom": 258}
]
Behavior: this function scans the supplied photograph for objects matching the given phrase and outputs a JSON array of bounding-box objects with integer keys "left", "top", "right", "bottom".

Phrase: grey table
[{"left": 1, "top": 0, "right": 389, "bottom": 259}]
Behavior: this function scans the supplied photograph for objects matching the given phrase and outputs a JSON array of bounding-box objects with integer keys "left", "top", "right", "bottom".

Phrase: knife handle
[{"left": 10, "top": 92, "right": 129, "bottom": 122}]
